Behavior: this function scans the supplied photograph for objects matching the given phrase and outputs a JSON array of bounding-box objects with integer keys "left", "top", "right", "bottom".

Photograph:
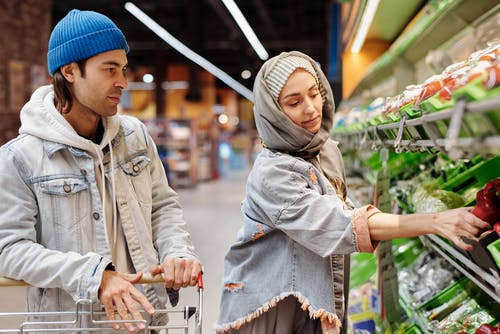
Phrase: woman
[{"left": 215, "top": 51, "right": 488, "bottom": 334}]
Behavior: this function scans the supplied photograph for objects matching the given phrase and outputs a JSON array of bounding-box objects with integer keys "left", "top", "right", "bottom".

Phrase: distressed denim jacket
[
  {"left": 0, "top": 86, "right": 198, "bottom": 315},
  {"left": 216, "top": 149, "right": 379, "bottom": 332}
]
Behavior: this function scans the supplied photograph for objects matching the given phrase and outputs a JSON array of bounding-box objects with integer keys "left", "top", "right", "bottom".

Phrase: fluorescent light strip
[
  {"left": 124, "top": 2, "right": 253, "bottom": 101},
  {"left": 350, "top": 0, "right": 380, "bottom": 53},
  {"left": 221, "top": 0, "right": 268, "bottom": 60}
]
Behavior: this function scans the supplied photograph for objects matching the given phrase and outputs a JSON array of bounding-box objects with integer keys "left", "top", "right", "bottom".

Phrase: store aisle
[{"left": 175, "top": 167, "right": 249, "bottom": 333}]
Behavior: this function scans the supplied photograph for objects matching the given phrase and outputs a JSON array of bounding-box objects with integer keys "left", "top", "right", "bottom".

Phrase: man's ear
[{"left": 60, "top": 63, "right": 77, "bottom": 82}]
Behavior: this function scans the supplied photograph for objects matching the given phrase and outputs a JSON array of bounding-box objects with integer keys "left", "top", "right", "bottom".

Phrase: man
[{"left": 0, "top": 9, "right": 202, "bottom": 332}]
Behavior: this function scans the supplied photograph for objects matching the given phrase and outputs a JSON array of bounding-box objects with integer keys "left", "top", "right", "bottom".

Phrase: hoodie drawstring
[
  {"left": 93, "top": 141, "right": 118, "bottom": 253},
  {"left": 108, "top": 138, "right": 118, "bottom": 251}
]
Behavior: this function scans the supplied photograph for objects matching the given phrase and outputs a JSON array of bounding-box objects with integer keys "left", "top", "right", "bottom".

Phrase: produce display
[
  {"left": 333, "top": 41, "right": 500, "bottom": 145},
  {"left": 341, "top": 36, "right": 500, "bottom": 334},
  {"left": 398, "top": 251, "right": 461, "bottom": 308}
]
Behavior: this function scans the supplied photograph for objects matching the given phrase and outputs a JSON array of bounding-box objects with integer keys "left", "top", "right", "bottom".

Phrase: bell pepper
[
  {"left": 475, "top": 323, "right": 496, "bottom": 334},
  {"left": 472, "top": 178, "right": 500, "bottom": 225}
]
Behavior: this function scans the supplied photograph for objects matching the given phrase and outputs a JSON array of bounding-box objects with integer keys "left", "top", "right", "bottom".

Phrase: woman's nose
[{"left": 304, "top": 98, "right": 315, "bottom": 113}]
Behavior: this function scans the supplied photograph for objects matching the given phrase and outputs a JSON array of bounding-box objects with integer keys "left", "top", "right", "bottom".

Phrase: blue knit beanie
[{"left": 47, "top": 9, "right": 129, "bottom": 76}]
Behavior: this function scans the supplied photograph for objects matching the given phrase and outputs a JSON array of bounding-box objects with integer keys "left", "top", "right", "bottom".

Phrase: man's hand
[
  {"left": 98, "top": 270, "right": 155, "bottom": 332},
  {"left": 150, "top": 258, "right": 203, "bottom": 290}
]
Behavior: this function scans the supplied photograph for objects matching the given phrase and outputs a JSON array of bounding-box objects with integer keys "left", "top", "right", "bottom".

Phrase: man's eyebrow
[{"left": 102, "top": 61, "right": 127, "bottom": 67}]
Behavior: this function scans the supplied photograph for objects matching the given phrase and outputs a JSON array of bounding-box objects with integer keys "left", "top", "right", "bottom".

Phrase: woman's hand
[{"left": 431, "top": 207, "right": 491, "bottom": 250}]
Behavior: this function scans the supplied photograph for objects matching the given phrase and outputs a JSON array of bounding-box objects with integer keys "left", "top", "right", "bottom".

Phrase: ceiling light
[
  {"left": 125, "top": 2, "right": 253, "bottom": 101},
  {"left": 350, "top": 0, "right": 380, "bottom": 53},
  {"left": 221, "top": 0, "right": 269, "bottom": 60},
  {"left": 218, "top": 114, "right": 229, "bottom": 124},
  {"left": 142, "top": 73, "right": 154, "bottom": 83}
]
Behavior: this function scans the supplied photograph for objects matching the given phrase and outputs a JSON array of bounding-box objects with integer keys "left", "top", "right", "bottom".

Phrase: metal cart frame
[{"left": 0, "top": 273, "right": 203, "bottom": 334}]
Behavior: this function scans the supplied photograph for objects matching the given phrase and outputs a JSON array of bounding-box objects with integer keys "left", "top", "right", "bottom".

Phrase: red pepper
[
  {"left": 472, "top": 178, "right": 500, "bottom": 225},
  {"left": 475, "top": 323, "right": 496, "bottom": 334}
]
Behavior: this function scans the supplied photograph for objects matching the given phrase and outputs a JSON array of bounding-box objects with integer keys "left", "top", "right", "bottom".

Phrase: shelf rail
[
  {"left": 422, "top": 235, "right": 500, "bottom": 304},
  {"left": 335, "top": 96, "right": 500, "bottom": 156}
]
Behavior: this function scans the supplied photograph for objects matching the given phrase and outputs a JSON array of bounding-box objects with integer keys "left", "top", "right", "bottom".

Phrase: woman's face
[{"left": 278, "top": 68, "right": 323, "bottom": 134}]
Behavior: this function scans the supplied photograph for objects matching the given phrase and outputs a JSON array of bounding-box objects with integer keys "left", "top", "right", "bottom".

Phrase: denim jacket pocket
[
  {"left": 39, "top": 177, "right": 88, "bottom": 196},
  {"left": 118, "top": 154, "right": 152, "bottom": 207},
  {"left": 37, "top": 177, "right": 90, "bottom": 241},
  {"left": 119, "top": 154, "right": 151, "bottom": 176}
]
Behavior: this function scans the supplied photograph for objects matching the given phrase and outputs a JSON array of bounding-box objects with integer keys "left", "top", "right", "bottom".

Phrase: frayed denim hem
[{"left": 214, "top": 292, "right": 342, "bottom": 333}]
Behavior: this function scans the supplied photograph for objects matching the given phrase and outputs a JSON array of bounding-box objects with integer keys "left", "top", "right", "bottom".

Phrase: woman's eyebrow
[
  {"left": 281, "top": 92, "right": 300, "bottom": 100},
  {"left": 283, "top": 84, "right": 318, "bottom": 99}
]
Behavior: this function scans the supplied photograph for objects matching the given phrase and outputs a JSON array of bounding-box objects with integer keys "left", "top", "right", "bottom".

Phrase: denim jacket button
[
  {"left": 133, "top": 165, "right": 139, "bottom": 173},
  {"left": 93, "top": 212, "right": 100, "bottom": 220},
  {"left": 80, "top": 169, "right": 87, "bottom": 176},
  {"left": 63, "top": 184, "right": 71, "bottom": 193}
]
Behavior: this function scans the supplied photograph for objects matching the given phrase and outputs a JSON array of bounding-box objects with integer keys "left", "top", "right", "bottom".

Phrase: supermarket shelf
[
  {"left": 422, "top": 234, "right": 500, "bottom": 304},
  {"left": 336, "top": 96, "right": 500, "bottom": 156}
]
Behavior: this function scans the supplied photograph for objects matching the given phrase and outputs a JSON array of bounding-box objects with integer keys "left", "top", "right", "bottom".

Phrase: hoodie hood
[
  {"left": 253, "top": 51, "right": 335, "bottom": 158},
  {"left": 18, "top": 85, "right": 120, "bottom": 153}
]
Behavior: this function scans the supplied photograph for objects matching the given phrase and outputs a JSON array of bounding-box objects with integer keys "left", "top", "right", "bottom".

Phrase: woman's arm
[{"left": 367, "top": 207, "right": 491, "bottom": 250}]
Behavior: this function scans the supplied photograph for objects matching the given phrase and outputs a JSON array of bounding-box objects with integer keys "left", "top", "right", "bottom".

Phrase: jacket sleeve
[
  {"left": 246, "top": 156, "right": 378, "bottom": 257},
  {"left": 0, "top": 145, "right": 109, "bottom": 303},
  {"left": 139, "top": 123, "right": 199, "bottom": 263}
]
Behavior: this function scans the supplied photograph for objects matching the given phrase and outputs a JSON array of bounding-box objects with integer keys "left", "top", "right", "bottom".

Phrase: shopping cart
[{"left": 0, "top": 273, "right": 203, "bottom": 334}]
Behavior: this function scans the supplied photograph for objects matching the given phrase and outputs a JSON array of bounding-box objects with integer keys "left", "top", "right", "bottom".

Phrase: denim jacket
[
  {"left": 215, "top": 149, "right": 378, "bottom": 332},
  {"left": 0, "top": 85, "right": 198, "bottom": 314}
]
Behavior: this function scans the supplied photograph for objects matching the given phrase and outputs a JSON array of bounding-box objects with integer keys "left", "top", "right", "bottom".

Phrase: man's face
[{"left": 71, "top": 49, "right": 128, "bottom": 117}]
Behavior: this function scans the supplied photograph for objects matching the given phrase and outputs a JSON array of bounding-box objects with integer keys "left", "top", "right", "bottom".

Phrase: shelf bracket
[
  {"left": 445, "top": 98, "right": 466, "bottom": 158},
  {"left": 394, "top": 115, "right": 407, "bottom": 153}
]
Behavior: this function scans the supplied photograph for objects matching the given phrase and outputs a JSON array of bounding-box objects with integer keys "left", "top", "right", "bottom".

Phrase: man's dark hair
[{"left": 52, "top": 59, "right": 87, "bottom": 114}]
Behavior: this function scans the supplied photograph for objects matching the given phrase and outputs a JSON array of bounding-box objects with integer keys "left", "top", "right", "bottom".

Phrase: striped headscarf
[{"left": 265, "top": 55, "right": 319, "bottom": 100}]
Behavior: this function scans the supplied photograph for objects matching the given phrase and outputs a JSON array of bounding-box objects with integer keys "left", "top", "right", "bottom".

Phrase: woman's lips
[{"left": 303, "top": 116, "right": 319, "bottom": 126}]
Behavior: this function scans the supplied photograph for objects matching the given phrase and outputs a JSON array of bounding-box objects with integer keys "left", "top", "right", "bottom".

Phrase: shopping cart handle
[
  {"left": 0, "top": 272, "right": 204, "bottom": 288},
  {"left": 197, "top": 272, "right": 204, "bottom": 289},
  {"left": 0, "top": 276, "right": 26, "bottom": 287},
  {"left": 0, "top": 275, "right": 165, "bottom": 287}
]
